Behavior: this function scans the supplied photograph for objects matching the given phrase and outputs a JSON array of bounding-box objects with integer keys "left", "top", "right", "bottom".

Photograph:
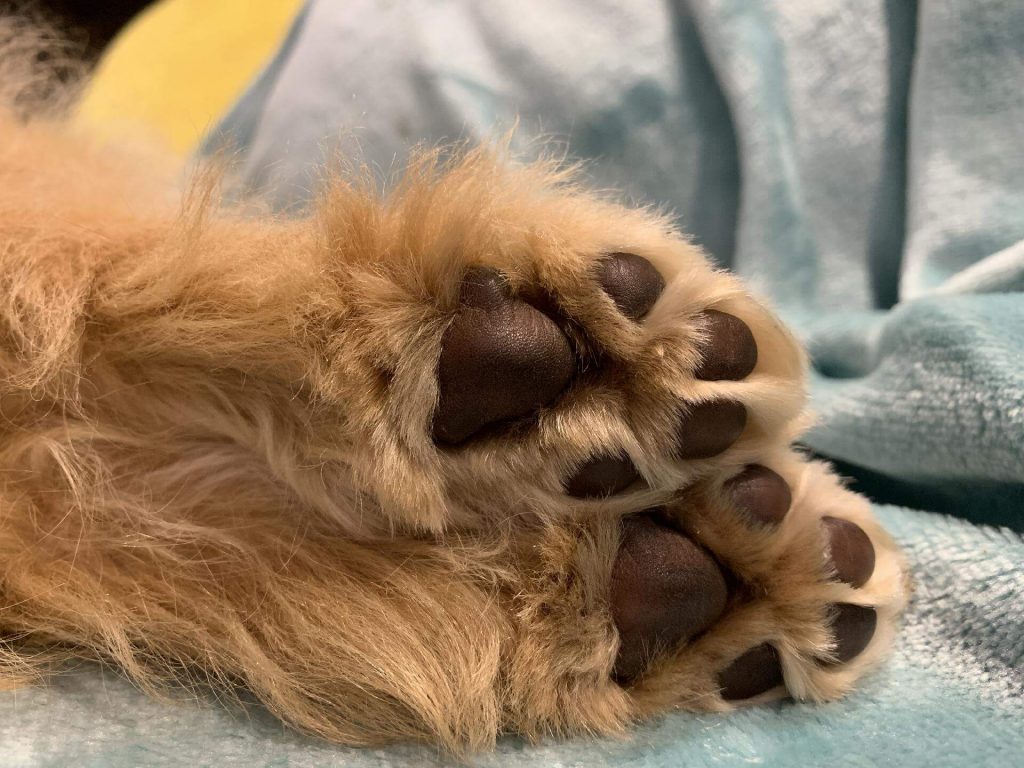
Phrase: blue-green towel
[{"left": 4, "top": 1, "right": 1022, "bottom": 766}]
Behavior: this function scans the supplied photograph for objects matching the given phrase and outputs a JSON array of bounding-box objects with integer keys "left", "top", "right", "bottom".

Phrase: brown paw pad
[
  {"left": 611, "top": 515, "right": 728, "bottom": 682},
  {"left": 822, "top": 517, "right": 876, "bottom": 588},
  {"left": 694, "top": 310, "right": 758, "bottom": 381},
  {"left": 598, "top": 252, "right": 665, "bottom": 321},
  {"left": 564, "top": 453, "right": 640, "bottom": 499},
  {"left": 725, "top": 465, "right": 792, "bottom": 526},
  {"left": 675, "top": 400, "right": 747, "bottom": 460},
  {"left": 718, "top": 643, "right": 785, "bottom": 701},
  {"left": 820, "top": 603, "right": 877, "bottom": 665},
  {"left": 433, "top": 267, "right": 575, "bottom": 444}
]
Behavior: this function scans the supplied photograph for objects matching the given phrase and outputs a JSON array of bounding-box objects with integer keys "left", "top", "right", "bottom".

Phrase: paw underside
[
  {"left": 0, "top": 112, "right": 916, "bottom": 753},
  {"left": 425, "top": 251, "right": 905, "bottom": 707}
]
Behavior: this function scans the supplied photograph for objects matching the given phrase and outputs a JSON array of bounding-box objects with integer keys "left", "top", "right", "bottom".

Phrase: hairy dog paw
[
  {"left": 319, "top": 164, "right": 807, "bottom": 532},
  {"left": 507, "top": 455, "right": 909, "bottom": 731}
]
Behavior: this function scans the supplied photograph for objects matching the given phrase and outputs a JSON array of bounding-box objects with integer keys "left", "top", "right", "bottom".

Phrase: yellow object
[{"left": 76, "top": 0, "right": 303, "bottom": 155}]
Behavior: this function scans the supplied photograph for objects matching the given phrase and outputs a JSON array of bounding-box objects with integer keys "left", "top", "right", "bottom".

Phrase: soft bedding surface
[{"left": 3, "top": 1, "right": 1022, "bottom": 766}]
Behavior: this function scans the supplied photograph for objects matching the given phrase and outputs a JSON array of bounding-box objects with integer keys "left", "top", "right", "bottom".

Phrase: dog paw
[
  {"left": 508, "top": 455, "right": 910, "bottom": 728},
  {"left": 311, "top": 160, "right": 909, "bottom": 722},
  {"left": 324, "top": 181, "right": 807, "bottom": 531},
  {"left": 428, "top": 244, "right": 804, "bottom": 522}
]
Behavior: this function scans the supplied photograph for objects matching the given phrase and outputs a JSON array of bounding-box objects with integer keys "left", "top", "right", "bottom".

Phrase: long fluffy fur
[
  {"left": 0, "top": 34, "right": 657, "bottom": 749},
  {"left": 0, "top": 25, "right": 909, "bottom": 753}
]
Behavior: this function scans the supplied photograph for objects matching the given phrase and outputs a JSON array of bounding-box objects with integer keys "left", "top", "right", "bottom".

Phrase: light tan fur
[{"left": 0, "top": 26, "right": 909, "bottom": 754}]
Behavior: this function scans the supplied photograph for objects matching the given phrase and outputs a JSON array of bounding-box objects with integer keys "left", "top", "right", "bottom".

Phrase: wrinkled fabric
[{"left": 4, "top": 1, "right": 1022, "bottom": 766}]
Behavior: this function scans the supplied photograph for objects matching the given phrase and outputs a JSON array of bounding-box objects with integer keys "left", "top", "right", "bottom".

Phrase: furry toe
[
  {"left": 717, "top": 643, "right": 785, "bottom": 701},
  {"left": 596, "top": 251, "right": 665, "bottom": 320},
  {"left": 674, "top": 400, "right": 747, "bottom": 460},
  {"left": 822, "top": 516, "right": 876, "bottom": 588},
  {"left": 724, "top": 465, "right": 792, "bottom": 526},
  {"left": 693, "top": 310, "right": 758, "bottom": 381},
  {"left": 820, "top": 603, "right": 878, "bottom": 665}
]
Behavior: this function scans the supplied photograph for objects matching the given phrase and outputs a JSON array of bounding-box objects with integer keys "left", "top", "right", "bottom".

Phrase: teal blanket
[{"left": 5, "top": 1, "right": 1022, "bottom": 765}]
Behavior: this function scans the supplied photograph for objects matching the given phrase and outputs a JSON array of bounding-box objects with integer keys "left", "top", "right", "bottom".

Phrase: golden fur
[{"left": 0, "top": 25, "right": 909, "bottom": 754}]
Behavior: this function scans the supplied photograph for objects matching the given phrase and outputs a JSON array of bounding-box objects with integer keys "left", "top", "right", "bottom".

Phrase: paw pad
[
  {"left": 694, "top": 310, "right": 759, "bottom": 381},
  {"left": 564, "top": 453, "right": 640, "bottom": 499},
  {"left": 725, "top": 465, "right": 792, "bottom": 526},
  {"left": 433, "top": 267, "right": 575, "bottom": 444},
  {"left": 717, "top": 643, "right": 784, "bottom": 701},
  {"left": 822, "top": 603, "right": 877, "bottom": 665},
  {"left": 822, "top": 516, "right": 876, "bottom": 588},
  {"left": 597, "top": 252, "right": 665, "bottom": 320},
  {"left": 610, "top": 515, "right": 727, "bottom": 682},
  {"left": 675, "top": 400, "right": 747, "bottom": 459}
]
